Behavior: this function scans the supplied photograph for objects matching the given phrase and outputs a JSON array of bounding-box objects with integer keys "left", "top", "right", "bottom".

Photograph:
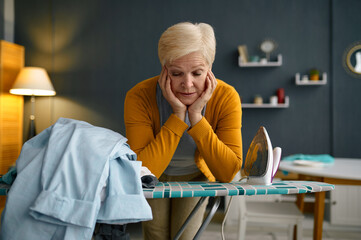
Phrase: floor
[{"left": 126, "top": 213, "right": 361, "bottom": 240}]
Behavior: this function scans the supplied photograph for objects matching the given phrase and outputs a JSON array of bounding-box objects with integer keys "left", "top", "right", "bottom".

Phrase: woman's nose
[{"left": 182, "top": 75, "right": 194, "bottom": 88}]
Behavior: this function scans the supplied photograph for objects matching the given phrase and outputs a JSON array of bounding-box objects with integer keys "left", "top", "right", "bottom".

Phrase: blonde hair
[{"left": 158, "top": 22, "right": 216, "bottom": 66}]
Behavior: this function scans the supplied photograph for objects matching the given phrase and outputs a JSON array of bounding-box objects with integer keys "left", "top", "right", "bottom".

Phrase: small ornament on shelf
[
  {"left": 276, "top": 88, "right": 285, "bottom": 104},
  {"left": 260, "top": 39, "right": 278, "bottom": 61},
  {"left": 270, "top": 96, "right": 278, "bottom": 105},
  {"left": 254, "top": 95, "right": 263, "bottom": 105},
  {"left": 309, "top": 68, "right": 320, "bottom": 81},
  {"left": 302, "top": 75, "right": 308, "bottom": 82},
  {"left": 249, "top": 55, "right": 260, "bottom": 63}
]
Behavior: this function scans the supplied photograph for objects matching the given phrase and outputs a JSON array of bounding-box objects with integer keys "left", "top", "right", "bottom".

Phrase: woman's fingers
[
  {"left": 202, "top": 70, "right": 217, "bottom": 99},
  {"left": 208, "top": 69, "right": 217, "bottom": 91},
  {"left": 158, "top": 66, "right": 187, "bottom": 120}
]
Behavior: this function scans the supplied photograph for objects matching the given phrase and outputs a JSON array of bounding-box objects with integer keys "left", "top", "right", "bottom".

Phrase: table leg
[
  {"left": 296, "top": 193, "right": 305, "bottom": 213},
  {"left": 314, "top": 191, "right": 325, "bottom": 240}
]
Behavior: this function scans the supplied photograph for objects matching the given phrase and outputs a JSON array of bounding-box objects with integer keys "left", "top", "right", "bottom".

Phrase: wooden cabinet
[
  {"left": 0, "top": 40, "right": 24, "bottom": 175},
  {"left": 330, "top": 185, "right": 361, "bottom": 226}
]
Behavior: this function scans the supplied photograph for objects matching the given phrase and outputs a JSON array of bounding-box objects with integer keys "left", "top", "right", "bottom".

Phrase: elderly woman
[{"left": 124, "top": 22, "right": 242, "bottom": 240}]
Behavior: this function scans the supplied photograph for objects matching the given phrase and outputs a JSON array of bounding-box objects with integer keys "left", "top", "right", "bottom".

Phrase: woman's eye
[
  {"left": 193, "top": 71, "right": 202, "bottom": 76},
  {"left": 172, "top": 72, "right": 181, "bottom": 77}
]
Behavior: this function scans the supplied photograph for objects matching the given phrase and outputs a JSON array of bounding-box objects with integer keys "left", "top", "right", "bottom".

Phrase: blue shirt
[{"left": 0, "top": 118, "right": 152, "bottom": 240}]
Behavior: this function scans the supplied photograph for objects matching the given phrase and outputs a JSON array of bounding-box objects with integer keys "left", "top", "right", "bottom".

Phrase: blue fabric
[
  {"left": 0, "top": 118, "right": 152, "bottom": 240},
  {"left": 282, "top": 154, "right": 335, "bottom": 163},
  {"left": 281, "top": 154, "right": 334, "bottom": 175},
  {"left": 0, "top": 166, "right": 16, "bottom": 185}
]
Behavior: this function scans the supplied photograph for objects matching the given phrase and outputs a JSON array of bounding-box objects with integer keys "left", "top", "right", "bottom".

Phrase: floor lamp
[{"left": 9, "top": 67, "right": 56, "bottom": 139}]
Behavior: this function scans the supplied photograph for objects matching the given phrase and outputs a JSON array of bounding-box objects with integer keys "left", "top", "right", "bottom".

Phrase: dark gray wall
[
  {"left": 1, "top": 0, "right": 15, "bottom": 42},
  {"left": 0, "top": 0, "right": 4, "bottom": 39},
  {"left": 332, "top": 0, "right": 361, "bottom": 158},
  {"left": 12, "top": 0, "right": 361, "bottom": 159}
]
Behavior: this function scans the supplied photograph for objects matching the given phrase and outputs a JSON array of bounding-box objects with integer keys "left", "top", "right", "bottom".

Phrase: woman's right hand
[{"left": 158, "top": 66, "right": 187, "bottom": 121}]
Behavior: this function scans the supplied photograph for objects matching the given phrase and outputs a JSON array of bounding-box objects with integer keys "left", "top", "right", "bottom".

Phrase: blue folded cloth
[
  {"left": 282, "top": 154, "right": 334, "bottom": 163},
  {"left": 0, "top": 166, "right": 16, "bottom": 195},
  {"left": 0, "top": 166, "right": 17, "bottom": 185},
  {"left": 281, "top": 154, "right": 334, "bottom": 175}
]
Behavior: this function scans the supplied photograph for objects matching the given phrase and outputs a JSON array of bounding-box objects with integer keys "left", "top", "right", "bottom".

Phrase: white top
[{"left": 279, "top": 158, "right": 361, "bottom": 181}]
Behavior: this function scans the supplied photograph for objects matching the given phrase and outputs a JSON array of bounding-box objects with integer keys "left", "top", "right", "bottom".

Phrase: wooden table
[{"left": 279, "top": 158, "right": 361, "bottom": 240}]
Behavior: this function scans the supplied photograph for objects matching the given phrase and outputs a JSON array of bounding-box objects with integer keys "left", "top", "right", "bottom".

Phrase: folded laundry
[
  {"left": 0, "top": 166, "right": 16, "bottom": 185},
  {"left": 0, "top": 118, "right": 152, "bottom": 240},
  {"left": 93, "top": 223, "right": 130, "bottom": 240},
  {"left": 140, "top": 166, "right": 159, "bottom": 188},
  {"left": 141, "top": 175, "right": 159, "bottom": 188},
  {"left": 281, "top": 154, "right": 334, "bottom": 175},
  {"left": 282, "top": 154, "right": 335, "bottom": 163}
]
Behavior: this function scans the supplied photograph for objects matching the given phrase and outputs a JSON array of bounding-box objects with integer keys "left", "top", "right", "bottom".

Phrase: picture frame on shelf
[{"left": 238, "top": 45, "right": 249, "bottom": 63}]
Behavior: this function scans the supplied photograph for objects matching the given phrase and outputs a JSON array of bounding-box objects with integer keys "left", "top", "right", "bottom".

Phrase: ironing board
[
  {"left": 0, "top": 180, "right": 334, "bottom": 240},
  {"left": 143, "top": 180, "right": 334, "bottom": 240}
]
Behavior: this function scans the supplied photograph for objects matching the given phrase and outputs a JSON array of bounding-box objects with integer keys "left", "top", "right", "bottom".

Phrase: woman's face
[{"left": 166, "top": 52, "right": 209, "bottom": 106}]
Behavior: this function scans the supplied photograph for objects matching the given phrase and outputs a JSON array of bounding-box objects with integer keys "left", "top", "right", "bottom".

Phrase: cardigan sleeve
[
  {"left": 188, "top": 86, "right": 242, "bottom": 183},
  {"left": 124, "top": 86, "right": 188, "bottom": 178}
]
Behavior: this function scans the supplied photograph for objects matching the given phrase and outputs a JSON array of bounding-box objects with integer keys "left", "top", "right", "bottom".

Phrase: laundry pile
[{"left": 0, "top": 118, "right": 154, "bottom": 240}]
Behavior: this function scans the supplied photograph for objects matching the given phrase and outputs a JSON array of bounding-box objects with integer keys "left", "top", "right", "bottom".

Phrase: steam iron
[{"left": 244, "top": 126, "right": 281, "bottom": 185}]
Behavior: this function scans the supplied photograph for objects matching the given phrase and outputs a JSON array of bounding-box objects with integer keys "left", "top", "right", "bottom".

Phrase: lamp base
[{"left": 28, "top": 117, "right": 36, "bottom": 140}]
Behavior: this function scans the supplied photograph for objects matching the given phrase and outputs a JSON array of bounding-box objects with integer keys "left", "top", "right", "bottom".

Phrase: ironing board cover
[
  {"left": 143, "top": 181, "right": 334, "bottom": 199},
  {"left": 1, "top": 181, "right": 334, "bottom": 199}
]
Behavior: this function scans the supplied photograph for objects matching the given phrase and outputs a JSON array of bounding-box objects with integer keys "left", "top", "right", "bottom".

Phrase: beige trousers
[{"left": 142, "top": 171, "right": 209, "bottom": 240}]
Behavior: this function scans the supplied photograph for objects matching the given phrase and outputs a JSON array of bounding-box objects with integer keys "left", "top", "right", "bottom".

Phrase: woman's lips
[{"left": 179, "top": 92, "right": 195, "bottom": 97}]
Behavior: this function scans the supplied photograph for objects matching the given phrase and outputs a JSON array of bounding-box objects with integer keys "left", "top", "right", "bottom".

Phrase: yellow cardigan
[{"left": 124, "top": 76, "right": 242, "bottom": 182}]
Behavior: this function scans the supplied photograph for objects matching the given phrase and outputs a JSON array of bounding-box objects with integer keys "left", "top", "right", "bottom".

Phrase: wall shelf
[
  {"left": 295, "top": 72, "right": 327, "bottom": 85},
  {"left": 242, "top": 96, "right": 289, "bottom": 108},
  {"left": 239, "top": 54, "right": 283, "bottom": 67}
]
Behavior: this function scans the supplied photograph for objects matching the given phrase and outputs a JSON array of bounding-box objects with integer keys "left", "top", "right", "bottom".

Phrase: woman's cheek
[{"left": 170, "top": 78, "right": 179, "bottom": 94}]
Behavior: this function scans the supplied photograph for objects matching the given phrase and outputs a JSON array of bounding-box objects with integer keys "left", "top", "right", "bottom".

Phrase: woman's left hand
[{"left": 188, "top": 69, "right": 217, "bottom": 126}]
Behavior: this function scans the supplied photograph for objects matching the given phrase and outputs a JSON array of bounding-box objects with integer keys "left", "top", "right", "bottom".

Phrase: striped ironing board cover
[
  {"left": 0, "top": 181, "right": 334, "bottom": 198},
  {"left": 143, "top": 181, "right": 334, "bottom": 199}
]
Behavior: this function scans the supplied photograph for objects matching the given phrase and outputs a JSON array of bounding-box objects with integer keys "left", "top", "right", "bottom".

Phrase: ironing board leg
[
  {"left": 193, "top": 196, "right": 221, "bottom": 240},
  {"left": 173, "top": 197, "right": 207, "bottom": 240}
]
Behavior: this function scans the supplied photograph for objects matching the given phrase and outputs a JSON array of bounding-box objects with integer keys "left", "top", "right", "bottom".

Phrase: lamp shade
[{"left": 10, "top": 67, "right": 56, "bottom": 96}]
